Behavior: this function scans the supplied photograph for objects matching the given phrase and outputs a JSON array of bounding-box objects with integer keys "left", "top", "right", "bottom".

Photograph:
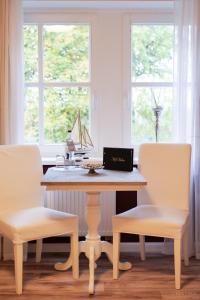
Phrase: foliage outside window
[
  {"left": 24, "top": 24, "right": 90, "bottom": 145},
  {"left": 131, "top": 25, "right": 174, "bottom": 144}
]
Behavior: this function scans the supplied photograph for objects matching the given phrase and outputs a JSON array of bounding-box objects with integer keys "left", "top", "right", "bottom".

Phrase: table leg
[
  {"left": 80, "top": 192, "right": 132, "bottom": 293},
  {"left": 54, "top": 191, "right": 131, "bottom": 293},
  {"left": 80, "top": 192, "right": 101, "bottom": 294},
  {"left": 55, "top": 252, "right": 73, "bottom": 271},
  {"left": 101, "top": 241, "right": 132, "bottom": 270},
  {"left": 88, "top": 246, "right": 95, "bottom": 294},
  {"left": 54, "top": 241, "right": 131, "bottom": 273}
]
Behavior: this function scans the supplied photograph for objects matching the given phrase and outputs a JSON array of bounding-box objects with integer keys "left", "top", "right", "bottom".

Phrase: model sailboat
[{"left": 68, "top": 110, "right": 93, "bottom": 152}]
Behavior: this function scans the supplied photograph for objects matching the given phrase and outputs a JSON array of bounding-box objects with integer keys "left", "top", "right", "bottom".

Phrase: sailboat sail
[
  {"left": 69, "top": 110, "right": 93, "bottom": 151},
  {"left": 70, "top": 110, "right": 82, "bottom": 146},
  {"left": 82, "top": 126, "right": 93, "bottom": 148}
]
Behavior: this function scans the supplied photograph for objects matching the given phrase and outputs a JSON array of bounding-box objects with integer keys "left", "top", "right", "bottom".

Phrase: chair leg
[
  {"left": 14, "top": 243, "right": 23, "bottom": 295},
  {"left": 0, "top": 236, "right": 3, "bottom": 260},
  {"left": 174, "top": 238, "right": 181, "bottom": 289},
  {"left": 71, "top": 233, "right": 79, "bottom": 279},
  {"left": 183, "top": 228, "right": 189, "bottom": 266},
  {"left": 23, "top": 242, "right": 28, "bottom": 262},
  {"left": 113, "top": 232, "right": 120, "bottom": 279},
  {"left": 139, "top": 235, "right": 146, "bottom": 261},
  {"left": 35, "top": 239, "right": 43, "bottom": 263}
]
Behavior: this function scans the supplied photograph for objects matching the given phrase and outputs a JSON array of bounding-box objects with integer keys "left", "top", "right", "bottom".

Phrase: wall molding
[
  {"left": 29, "top": 242, "right": 167, "bottom": 254},
  {"left": 3, "top": 242, "right": 165, "bottom": 260},
  {"left": 4, "top": 241, "right": 196, "bottom": 261}
]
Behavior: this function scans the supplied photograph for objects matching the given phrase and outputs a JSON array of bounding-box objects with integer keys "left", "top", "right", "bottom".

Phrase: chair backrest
[
  {"left": 137, "top": 143, "right": 191, "bottom": 210},
  {"left": 0, "top": 145, "right": 43, "bottom": 212}
]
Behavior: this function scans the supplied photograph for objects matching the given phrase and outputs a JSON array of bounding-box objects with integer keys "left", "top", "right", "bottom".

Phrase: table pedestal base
[{"left": 54, "top": 192, "right": 132, "bottom": 294}]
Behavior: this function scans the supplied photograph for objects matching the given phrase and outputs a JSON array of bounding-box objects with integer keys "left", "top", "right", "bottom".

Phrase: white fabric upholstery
[
  {"left": 112, "top": 205, "right": 189, "bottom": 239},
  {"left": 0, "top": 145, "right": 79, "bottom": 294},
  {"left": 0, "top": 145, "right": 43, "bottom": 211},
  {"left": 112, "top": 143, "right": 191, "bottom": 289},
  {"left": 0, "top": 207, "right": 78, "bottom": 243},
  {"left": 137, "top": 143, "right": 191, "bottom": 210}
]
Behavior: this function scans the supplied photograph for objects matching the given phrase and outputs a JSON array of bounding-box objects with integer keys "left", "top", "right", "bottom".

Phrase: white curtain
[
  {"left": 174, "top": 0, "right": 200, "bottom": 258},
  {"left": 0, "top": 0, "right": 24, "bottom": 144},
  {"left": 0, "top": 0, "right": 24, "bottom": 260}
]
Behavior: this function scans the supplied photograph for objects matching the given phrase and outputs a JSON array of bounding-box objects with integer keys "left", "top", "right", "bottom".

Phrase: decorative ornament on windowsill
[
  {"left": 151, "top": 89, "right": 163, "bottom": 143},
  {"left": 65, "top": 110, "right": 94, "bottom": 166}
]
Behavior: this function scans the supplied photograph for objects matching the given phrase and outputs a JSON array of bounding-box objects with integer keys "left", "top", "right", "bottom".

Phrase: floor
[{"left": 0, "top": 253, "right": 200, "bottom": 300}]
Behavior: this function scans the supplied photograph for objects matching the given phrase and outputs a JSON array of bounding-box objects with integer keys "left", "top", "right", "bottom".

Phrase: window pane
[
  {"left": 131, "top": 87, "right": 173, "bottom": 144},
  {"left": 24, "top": 87, "right": 39, "bottom": 143},
  {"left": 131, "top": 25, "right": 174, "bottom": 82},
  {"left": 44, "top": 87, "right": 89, "bottom": 144},
  {"left": 24, "top": 25, "right": 38, "bottom": 82},
  {"left": 43, "top": 25, "right": 90, "bottom": 82}
]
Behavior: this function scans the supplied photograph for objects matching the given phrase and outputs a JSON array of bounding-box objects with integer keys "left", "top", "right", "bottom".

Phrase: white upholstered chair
[
  {"left": 113, "top": 143, "right": 191, "bottom": 289},
  {"left": 0, "top": 145, "right": 79, "bottom": 294}
]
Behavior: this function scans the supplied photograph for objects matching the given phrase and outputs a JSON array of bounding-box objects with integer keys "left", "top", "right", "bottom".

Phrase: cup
[{"left": 55, "top": 155, "right": 65, "bottom": 168}]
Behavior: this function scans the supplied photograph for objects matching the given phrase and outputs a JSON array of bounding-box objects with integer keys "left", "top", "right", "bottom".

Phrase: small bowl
[{"left": 81, "top": 159, "right": 103, "bottom": 175}]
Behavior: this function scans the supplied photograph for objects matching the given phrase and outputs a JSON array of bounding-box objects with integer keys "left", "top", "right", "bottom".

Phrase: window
[
  {"left": 24, "top": 24, "right": 90, "bottom": 146},
  {"left": 23, "top": 4, "right": 174, "bottom": 156},
  {"left": 131, "top": 24, "right": 174, "bottom": 144}
]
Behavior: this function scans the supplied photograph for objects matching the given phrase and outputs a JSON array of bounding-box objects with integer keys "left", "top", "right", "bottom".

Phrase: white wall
[{"left": 92, "top": 12, "right": 125, "bottom": 155}]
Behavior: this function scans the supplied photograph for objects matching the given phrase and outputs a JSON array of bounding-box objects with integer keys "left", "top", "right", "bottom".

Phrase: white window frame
[
  {"left": 24, "top": 13, "right": 96, "bottom": 157},
  {"left": 122, "top": 10, "right": 174, "bottom": 153}
]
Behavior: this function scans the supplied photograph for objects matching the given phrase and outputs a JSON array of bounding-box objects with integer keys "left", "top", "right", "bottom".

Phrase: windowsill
[
  {"left": 42, "top": 157, "right": 57, "bottom": 165},
  {"left": 42, "top": 157, "right": 139, "bottom": 166}
]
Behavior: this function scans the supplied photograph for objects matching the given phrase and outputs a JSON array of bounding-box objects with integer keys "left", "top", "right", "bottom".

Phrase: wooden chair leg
[
  {"left": 139, "top": 235, "right": 146, "bottom": 261},
  {"left": 0, "top": 236, "right": 3, "bottom": 260},
  {"left": 71, "top": 233, "right": 79, "bottom": 279},
  {"left": 183, "top": 228, "right": 189, "bottom": 266},
  {"left": 174, "top": 239, "right": 181, "bottom": 289},
  {"left": 23, "top": 242, "right": 28, "bottom": 262},
  {"left": 113, "top": 232, "right": 120, "bottom": 279},
  {"left": 36, "top": 239, "right": 43, "bottom": 263},
  {"left": 14, "top": 243, "right": 23, "bottom": 295}
]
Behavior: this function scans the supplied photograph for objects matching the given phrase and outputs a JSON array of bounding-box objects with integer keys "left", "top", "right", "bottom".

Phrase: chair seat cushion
[
  {"left": 112, "top": 205, "right": 189, "bottom": 239},
  {"left": 0, "top": 207, "right": 78, "bottom": 243}
]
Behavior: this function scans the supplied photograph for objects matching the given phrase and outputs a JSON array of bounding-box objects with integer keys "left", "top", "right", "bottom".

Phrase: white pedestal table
[{"left": 41, "top": 166, "right": 147, "bottom": 294}]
